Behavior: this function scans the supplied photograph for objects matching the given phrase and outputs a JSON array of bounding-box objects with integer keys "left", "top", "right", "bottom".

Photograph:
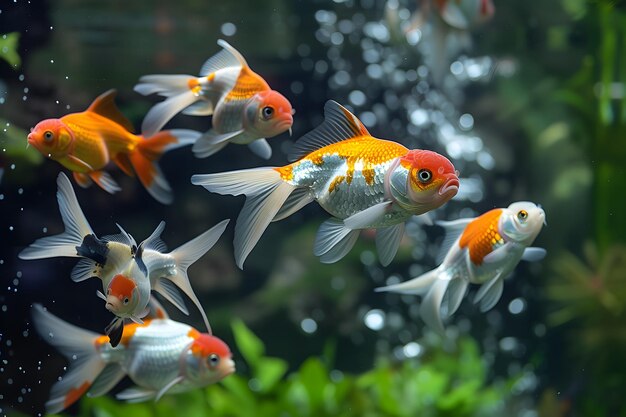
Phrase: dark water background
[{"left": 1, "top": 0, "right": 625, "bottom": 416}]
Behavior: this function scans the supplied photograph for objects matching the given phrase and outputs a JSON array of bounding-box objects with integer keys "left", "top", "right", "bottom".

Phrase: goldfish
[
  {"left": 376, "top": 202, "right": 546, "bottom": 332},
  {"left": 192, "top": 100, "right": 459, "bottom": 269},
  {"left": 19, "top": 172, "right": 229, "bottom": 346},
  {"left": 27, "top": 89, "right": 200, "bottom": 204},
  {"left": 32, "top": 298, "right": 234, "bottom": 414},
  {"left": 134, "top": 39, "right": 293, "bottom": 160}
]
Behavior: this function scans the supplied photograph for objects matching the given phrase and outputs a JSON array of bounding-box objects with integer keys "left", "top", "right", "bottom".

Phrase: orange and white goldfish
[
  {"left": 32, "top": 299, "right": 234, "bottom": 414},
  {"left": 27, "top": 89, "right": 200, "bottom": 204},
  {"left": 376, "top": 202, "right": 546, "bottom": 332},
  {"left": 192, "top": 101, "right": 459, "bottom": 269},
  {"left": 19, "top": 173, "right": 229, "bottom": 346},
  {"left": 134, "top": 39, "right": 293, "bottom": 160}
]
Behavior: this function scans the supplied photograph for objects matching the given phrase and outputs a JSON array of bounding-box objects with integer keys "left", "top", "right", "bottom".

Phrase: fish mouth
[
  {"left": 223, "top": 358, "right": 236, "bottom": 376},
  {"left": 438, "top": 177, "right": 460, "bottom": 197}
]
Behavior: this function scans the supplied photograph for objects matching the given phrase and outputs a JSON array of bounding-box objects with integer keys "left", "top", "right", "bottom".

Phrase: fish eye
[
  {"left": 261, "top": 106, "right": 274, "bottom": 120},
  {"left": 417, "top": 169, "right": 432, "bottom": 183},
  {"left": 123, "top": 297, "right": 129, "bottom": 305},
  {"left": 43, "top": 131, "right": 54, "bottom": 142},
  {"left": 517, "top": 210, "right": 528, "bottom": 222},
  {"left": 207, "top": 353, "right": 220, "bottom": 367}
]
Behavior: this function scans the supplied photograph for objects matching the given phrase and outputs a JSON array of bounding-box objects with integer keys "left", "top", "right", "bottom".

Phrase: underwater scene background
[{"left": 1, "top": 0, "right": 625, "bottom": 415}]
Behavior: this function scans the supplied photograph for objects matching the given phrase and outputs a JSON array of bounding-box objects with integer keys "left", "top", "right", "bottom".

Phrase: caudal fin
[
  {"left": 129, "top": 129, "right": 200, "bottom": 204},
  {"left": 134, "top": 75, "right": 209, "bottom": 137},
  {"left": 192, "top": 168, "right": 301, "bottom": 269},
  {"left": 19, "top": 173, "right": 94, "bottom": 260},
  {"left": 32, "top": 304, "right": 110, "bottom": 414},
  {"left": 376, "top": 268, "right": 457, "bottom": 333}
]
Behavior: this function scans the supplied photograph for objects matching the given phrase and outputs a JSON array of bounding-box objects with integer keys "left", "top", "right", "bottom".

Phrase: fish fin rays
[
  {"left": 288, "top": 100, "right": 371, "bottom": 162},
  {"left": 88, "top": 364, "right": 125, "bottom": 398},
  {"left": 376, "top": 223, "right": 405, "bottom": 267},
  {"left": 344, "top": 201, "right": 392, "bottom": 230},
  {"left": 86, "top": 89, "right": 135, "bottom": 133},
  {"left": 192, "top": 168, "right": 295, "bottom": 269},
  {"left": 31, "top": 304, "right": 107, "bottom": 414},
  {"left": 116, "top": 386, "right": 157, "bottom": 403},
  {"left": 89, "top": 171, "right": 121, "bottom": 194},
  {"left": 140, "top": 92, "right": 199, "bottom": 138},
  {"left": 181, "top": 100, "right": 214, "bottom": 116},
  {"left": 67, "top": 154, "right": 95, "bottom": 171},
  {"left": 19, "top": 173, "right": 94, "bottom": 260},
  {"left": 153, "top": 279, "right": 189, "bottom": 316},
  {"left": 71, "top": 259, "right": 102, "bottom": 282},
  {"left": 272, "top": 188, "right": 314, "bottom": 222},
  {"left": 248, "top": 138, "right": 272, "bottom": 160},
  {"left": 482, "top": 242, "right": 517, "bottom": 264},
  {"left": 104, "top": 317, "right": 124, "bottom": 347},
  {"left": 314, "top": 218, "right": 360, "bottom": 264},
  {"left": 156, "top": 376, "right": 185, "bottom": 401},
  {"left": 192, "top": 129, "right": 244, "bottom": 158},
  {"left": 73, "top": 172, "right": 93, "bottom": 188},
  {"left": 435, "top": 218, "right": 474, "bottom": 264},
  {"left": 474, "top": 272, "right": 504, "bottom": 312},
  {"left": 200, "top": 39, "right": 248, "bottom": 76}
]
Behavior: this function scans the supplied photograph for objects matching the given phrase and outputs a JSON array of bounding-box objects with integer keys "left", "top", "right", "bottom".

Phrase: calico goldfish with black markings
[
  {"left": 32, "top": 299, "right": 234, "bottom": 414},
  {"left": 192, "top": 100, "right": 459, "bottom": 268},
  {"left": 27, "top": 89, "right": 200, "bottom": 204},
  {"left": 19, "top": 173, "right": 229, "bottom": 346},
  {"left": 376, "top": 202, "right": 546, "bottom": 332},
  {"left": 134, "top": 39, "right": 293, "bottom": 160}
]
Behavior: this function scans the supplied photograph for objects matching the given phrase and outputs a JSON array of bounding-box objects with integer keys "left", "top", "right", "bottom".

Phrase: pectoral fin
[
  {"left": 375, "top": 223, "right": 405, "bottom": 266},
  {"left": 474, "top": 272, "right": 504, "bottom": 312},
  {"left": 104, "top": 317, "right": 124, "bottom": 348},
  {"left": 116, "top": 386, "right": 157, "bottom": 403},
  {"left": 314, "top": 218, "right": 360, "bottom": 263},
  {"left": 482, "top": 242, "right": 517, "bottom": 264},
  {"left": 155, "top": 375, "right": 185, "bottom": 401},
  {"left": 343, "top": 201, "right": 393, "bottom": 230},
  {"left": 248, "top": 138, "right": 272, "bottom": 160},
  {"left": 522, "top": 247, "right": 547, "bottom": 262},
  {"left": 88, "top": 171, "right": 121, "bottom": 194},
  {"left": 67, "top": 155, "right": 95, "bottom": 171}
]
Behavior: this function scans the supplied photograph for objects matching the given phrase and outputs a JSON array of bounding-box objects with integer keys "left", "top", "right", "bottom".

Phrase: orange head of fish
[
  {"left": 105, "top": 274, "right": 138, "bottom": 316},
  {"left": 245, "top": 90, "right": 294, "bottom": 138},
  {"left": 27, "top": 119, "right": 75, "bottom": 159},
  {"left": 185, "top": 329, "right": 235, "bottom": 384},
  {"left": 387, "top": 149, "right": 459, "bottom": 214}
]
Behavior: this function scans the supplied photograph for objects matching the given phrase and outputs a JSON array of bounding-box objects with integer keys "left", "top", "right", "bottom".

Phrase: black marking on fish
[
  {"left": 134, "top": 242, "right": 148, "bottom": 276},
  {"left": 76, "top": 234, "right": 109, "bottom": 266},
  {"left": 105, "top": 317, "right": 124, "bottom": 348}
]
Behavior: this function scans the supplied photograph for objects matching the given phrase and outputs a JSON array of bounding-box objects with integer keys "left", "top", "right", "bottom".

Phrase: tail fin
[
  {"left": 129, "top": 129, "right": 200, "bottom": 204},
  {"left": 134, "top": 75, "right": 208, "bottom": 137},
  {"left": 375, "top": 268, "right": 452, "bottom": 333},
  {"left": 164, "top": 219, "right": 230, "bottom": 333},
  {"left": 19, "top": 173, "right": 94, "bottom": 260},
  {"left": 192, "top": 168, "right": 299, "bottom": 269},
  {"left": 32, "top": 304, "right": 109, "bottom": 414}
]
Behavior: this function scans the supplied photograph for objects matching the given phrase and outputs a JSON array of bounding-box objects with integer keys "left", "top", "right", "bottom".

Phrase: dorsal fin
[
  {"left": 86, "top": 89, "right": 135, "bottom": 133},
  {"left": 199, "top": 39, "right": 248, "bottom": 76},
  {"left": 288, "top": 100, "right": 371, "bottom": 162},
  {"left": 138, "top": 221, "right": 168, "bottom": 254},
  {"left": 435, "top": 218, "right": 474, "bottom": 264}
]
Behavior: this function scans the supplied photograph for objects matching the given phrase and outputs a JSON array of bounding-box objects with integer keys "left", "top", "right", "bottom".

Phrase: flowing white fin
[
  {"left": 343, "top": 201, "right": 393, "bottom": 230},
  {"left": 71, "top": 258, "right": 103, "bottom": 282},
  {"left": 314, "top": 218, "right": 360, "bottom": 263},
  {"left": 32, "top": 304, "right": 109, "bottom": 414},
  {"left": 134, "top": 74, "right": 195, "bottom": 97},
  {"left": 192, "top": 129, "right": 244, "bottom": 158},
  {"left": 153, "top": 279, "right": 189, "bottom": 315},
  {"left": 182, "top": 100, "right": 214, "bottom": 116},
  {"left": 156, "top": 376, "right": 185, "bottom": 401},
  {"left": 474, "top": 272, "right": 504, "bottom": 312},
  {"left": 19, "top": 173, "right": 94, "bottom": 260},
  {"left": 88, "top": 364, "right": 125, "bottom": 398},
  {"left": 192, "top": 168, "right": 299, "bottom": 269},
  {"left": 140, "top": 91, "right": 200, "bottom": 138},
  {"left": 522, "top": 247, "right": 547, "bottom": 262},
  {"left": 288, "top": 100, "right": 370, "bottom": 162},
  {"left": 444, "top": 277, "right": 468, "bottom": 316},
  {"left": 145, "top": 220, "right": 230, "bottom": 332},
  {"left": 420, "top": 275, "right": 452, "bottom": 334},
  {"left": 435, "top": 218, "right": 474, "bottom": 264},
  {"left": 200, "top": 39, "right": 248, "bottom": 76},
  {"left": 116, "top": 386, "right": 157, "bottom": 403},
  {"left": 375, "top": 268, "right": 439, "bottom": 295},
  {"left": 482, "top": 242, "right": 517, "bottom": 264},
  {"left": 88, "top": 171, "right": 121, "bottom": 194},
  {"left": 272, "top": 188, "right": 315, "bottom": 222},
  {"left": 247, "top": 138, "right": 272, "bottom": 160},
  {"left": 375, "top": 223, "right": 405, "bottom": 267}
]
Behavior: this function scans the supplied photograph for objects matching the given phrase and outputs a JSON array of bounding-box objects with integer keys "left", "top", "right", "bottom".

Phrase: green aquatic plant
[
  {"left": 22, "top": 320, "right": 527, "bottom": 417},
  {"left": 0, "top": 32, "right": 21, "bottom": 68}
]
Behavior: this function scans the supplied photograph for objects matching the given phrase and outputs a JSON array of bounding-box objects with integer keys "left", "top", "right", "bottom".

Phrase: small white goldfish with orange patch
[{"left": 376, "top": 202, "right": 546, "bottom": 332}]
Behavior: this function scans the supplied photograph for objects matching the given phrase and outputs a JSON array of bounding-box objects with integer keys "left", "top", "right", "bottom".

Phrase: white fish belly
[{"left": 121, "top": 320, "right": 195, "bottom": 391}]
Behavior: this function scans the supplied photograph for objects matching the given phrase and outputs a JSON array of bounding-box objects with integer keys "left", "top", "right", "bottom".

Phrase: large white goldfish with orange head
[
  {"left": 27, "top": 89, "right": 200, "bottom": 204},
  {"left": 376, "top": 202, "right": 546, "bottom": 332},
  {"left": 134, "top": 39, "right": 293, "bottom": 159},
  {"left": 32, "top": 299, "right": 234, "bottom": 414},
  {"left": 19, "top": 173, "right": 229, "bottom": 346},
  {"left": 192, "top": 100, "right": 459, "bottom": 269}
]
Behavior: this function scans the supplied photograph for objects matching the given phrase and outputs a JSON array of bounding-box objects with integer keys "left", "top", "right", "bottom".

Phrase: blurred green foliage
[
  {"left": 30, "top": 320, "right": 522, "bottom": 417},
  {"left": 0, "top": 32, "right": 21, "bottom": 68}
]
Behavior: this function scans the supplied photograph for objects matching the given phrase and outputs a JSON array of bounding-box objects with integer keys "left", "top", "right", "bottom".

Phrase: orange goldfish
[
  {"left": 134, "top": 39, "right": 293, "bottom": 160},
  {"left": 27, "top": 89, "right": 200, "bottom": 204},
  {"left": 32, "top": 299, "right": 234, "bottom": 413},
  {"left": 192, "top": 101, "right": 459, "bottom": 268},
  {"left": 376, "top": 202, "right": 546, "bottom": 332}
]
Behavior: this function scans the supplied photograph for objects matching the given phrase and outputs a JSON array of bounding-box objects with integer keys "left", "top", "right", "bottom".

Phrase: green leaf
[
  {"left": 298, "top": 357, "right": 329, "bottom": 411},
  {"left": 231, "top": 319, "right": 264, "bottom": 368},
  {"left": 255, "top": 356, "right": 288, "bottom": 392},
  {"left": 0, "top": 32, "right": 21, "bottom": 68}
]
